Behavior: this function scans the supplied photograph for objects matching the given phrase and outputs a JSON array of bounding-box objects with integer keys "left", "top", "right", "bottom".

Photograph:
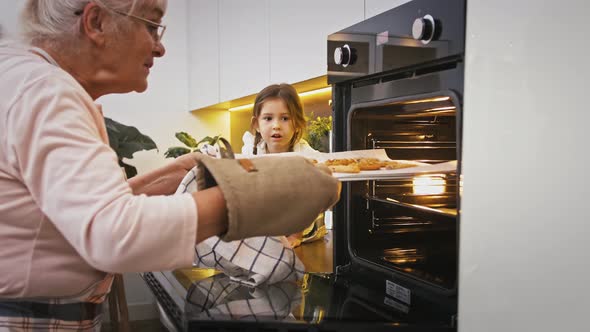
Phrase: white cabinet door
[
  {"left": 187, "top": 0, "right": 219, "bottom": 110},
  {"left": 364, "top": 0, "right": 412, "bottom": 19},
  {"left": 219, "top": 0, "right": 270, "bottom": 101},
  {"left": 269, "top": 0, "right": 364, "bottom": 84},
  {"left": 0, "top": 1, "right": 26, "bottom": 39}
]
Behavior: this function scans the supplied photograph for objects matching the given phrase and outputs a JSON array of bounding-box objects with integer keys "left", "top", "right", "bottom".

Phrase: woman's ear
[{"left": 80, "top": 3, "right": 107, "bottom": 47}]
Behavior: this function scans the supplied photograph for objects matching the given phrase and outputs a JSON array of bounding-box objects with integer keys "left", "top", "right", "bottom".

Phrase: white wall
[
  {"left": 459, "top": 0, "right": 590, "bottom": 331},
  {"left": 0, "top": 1, "right": 25, "bottom": 39}
]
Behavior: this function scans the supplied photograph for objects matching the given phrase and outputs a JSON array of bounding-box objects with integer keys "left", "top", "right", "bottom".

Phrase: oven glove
[
  {"left": 191, "top": 153, "right": 341, "bottom": 242},
  {"left": 175, "top": 164, "right": 306, "bottom": 286}
]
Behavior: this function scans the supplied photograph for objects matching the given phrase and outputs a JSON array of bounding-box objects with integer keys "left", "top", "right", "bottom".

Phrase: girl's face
[{"left": 255, "top": 98, "right": 296, "bottom": 153}]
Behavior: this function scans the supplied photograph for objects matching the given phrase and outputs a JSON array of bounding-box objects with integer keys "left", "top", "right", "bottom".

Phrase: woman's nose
[{"left": 153, "top": 40, "right": 166, "bottom": 57}]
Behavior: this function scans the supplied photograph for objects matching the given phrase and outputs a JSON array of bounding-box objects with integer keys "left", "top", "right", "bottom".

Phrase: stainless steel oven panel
[
  {"left": 328, "top": 0, "right": 465, "bottom": 84},
  {"left": 328, "top": 33, "right": 375, "bottom": 81},
  {"left": 349, "top": 63, "right": 464, "bottom": 106}
]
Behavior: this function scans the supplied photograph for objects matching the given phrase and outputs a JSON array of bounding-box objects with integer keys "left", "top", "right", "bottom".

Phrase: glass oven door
[{"left": 343, "top": 91, "right": 461, "bottom": 296}]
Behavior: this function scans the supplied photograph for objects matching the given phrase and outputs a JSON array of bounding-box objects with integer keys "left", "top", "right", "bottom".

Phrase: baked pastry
[
  {"left": 327, "top": 163, "right": 361, "bottom": 173},
  {"left": 324, "top": 158, "right": 357, "bottom": 166},
  {"left": 383, "top": 161, "right": 415, "bottom": 170},
  {"left": 357, "top": 158, "right": 384, "bottom": 170}
]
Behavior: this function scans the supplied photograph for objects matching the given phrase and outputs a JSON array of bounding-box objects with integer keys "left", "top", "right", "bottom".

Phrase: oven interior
[{"left": 347, "top": 94, "right": 460, "bottom": 292}]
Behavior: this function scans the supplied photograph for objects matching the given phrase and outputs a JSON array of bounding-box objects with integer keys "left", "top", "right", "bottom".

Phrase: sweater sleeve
[
  {"left": 8, "top": 74, "right": 197, "bottom": 273},
  {"left": 241, "top": 131, "right": 255, "bottom": 155}
]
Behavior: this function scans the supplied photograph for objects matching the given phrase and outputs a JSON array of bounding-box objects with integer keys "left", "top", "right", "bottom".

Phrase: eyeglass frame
[{"left": 74, "top": 5, "right": 166, "bottom": 43}]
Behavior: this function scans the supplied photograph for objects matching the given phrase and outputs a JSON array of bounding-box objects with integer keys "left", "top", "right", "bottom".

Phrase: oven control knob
[
  {"left": 334, "top": 44, "right": 356, "bottom": 68},
  {"left": 412, "top": 14, "right": 437, "bottom": 44}
]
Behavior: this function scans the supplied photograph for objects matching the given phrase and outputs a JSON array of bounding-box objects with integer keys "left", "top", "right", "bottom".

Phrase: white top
[
  {"left": 0, "top": 44, "right": 197, "bottom": 299},
  {"left": 241, "top": 131, "right": 317, "bottom": 156}
]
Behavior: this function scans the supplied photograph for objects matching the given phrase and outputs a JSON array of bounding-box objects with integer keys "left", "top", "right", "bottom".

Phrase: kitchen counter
[
  {"left": 293, "top": 230, "right": 333, "bottom": 273},
  {"left": 143, "top": 230, "right": 454, "bottom": 331},
  {"left": 171, "top": 231, "right": 333, "bottom": 288}
]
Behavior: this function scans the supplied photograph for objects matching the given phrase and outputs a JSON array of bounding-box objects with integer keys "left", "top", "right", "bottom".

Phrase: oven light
[
  {"left": 388, "top": 258, "right": 418, "bottom": 264},
  {"left": 424, "top": 106, "right": 456, "bottom": 112},
  {"left": 412, "top": 175, "right": 446, "bottom": 195},
  {"left": 403, "top": 96, "right": 451, "bottom": 104}
]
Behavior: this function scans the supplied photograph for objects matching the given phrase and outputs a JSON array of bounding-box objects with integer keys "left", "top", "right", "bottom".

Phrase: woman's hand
[
  {"left": 171, "top": 152, "right": 200, "bottom": 173},
  {"left": 128, "top": 153, "right": 199, "bottom": 196}
]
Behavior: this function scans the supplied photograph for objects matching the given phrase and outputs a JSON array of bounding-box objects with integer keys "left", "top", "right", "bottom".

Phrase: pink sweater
[{"left": 0, "top": 44, "right": 197, "bottom": 300}]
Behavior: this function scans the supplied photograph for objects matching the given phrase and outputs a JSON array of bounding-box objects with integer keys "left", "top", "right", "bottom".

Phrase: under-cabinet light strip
[{"left": 228, "top": 86, "right": 332, "bottom": 112}]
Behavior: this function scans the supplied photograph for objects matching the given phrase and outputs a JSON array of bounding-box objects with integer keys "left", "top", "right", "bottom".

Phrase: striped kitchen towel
[{"left": 186, "top": 274, "right": 301, "bottom": 321}]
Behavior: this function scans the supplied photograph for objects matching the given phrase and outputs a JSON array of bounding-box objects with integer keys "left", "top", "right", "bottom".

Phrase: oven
[
  {"left": 143, "top": 0, "right": 465, "bottom": 330},
  {"left": 329, "top": 0, "right": 464, "bottom": 309}
]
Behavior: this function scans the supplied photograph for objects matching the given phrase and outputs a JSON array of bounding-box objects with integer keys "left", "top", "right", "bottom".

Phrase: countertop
[{"left": 172, "top": 231, "right": 333, "bottom": 288}]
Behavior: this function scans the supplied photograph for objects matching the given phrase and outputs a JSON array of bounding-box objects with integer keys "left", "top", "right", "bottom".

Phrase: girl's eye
[
  {"left": 281, "top": 116, "right": 290, "bottom": 121},
  {"left": 262, "top": 116, "right": 272, "bottom": 121}
]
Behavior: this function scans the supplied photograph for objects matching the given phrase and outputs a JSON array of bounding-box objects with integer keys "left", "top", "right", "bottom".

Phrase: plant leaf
[
  {"left": 119, "top": 160, "right": 138, "bottom": 179},
  {"left": 105, "top": 117, "right": 157, "bottom": 160},
  {"left": 175, "top": 132, "right": 198, "bottom": 148},
  {"left": 164, "top": 146, "right": 192, "bottom": 158},
  {"left": 196, "top": 135, "right": 221, "bottom": 147}
]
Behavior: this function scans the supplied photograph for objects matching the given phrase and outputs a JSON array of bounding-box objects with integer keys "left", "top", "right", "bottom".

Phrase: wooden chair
[{"left": 107, "top": 274, "right": 131, "bottom": 332}]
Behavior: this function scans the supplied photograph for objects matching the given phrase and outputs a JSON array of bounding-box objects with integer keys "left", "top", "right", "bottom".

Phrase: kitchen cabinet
[
  {"left": 187, "top": 0, "right": 219, "bottom": 109},
  {"left": 188, "top": 0, "right": 414, "bottom": 111},
  {"left": 364, "top": 0, "right": 412, "bottom": 18},
  {"left": 219, "top": 0, "right": 270, "bottom": 102},
  {"left": 269, "top": 0, "right": 364, "bottom": 85}
]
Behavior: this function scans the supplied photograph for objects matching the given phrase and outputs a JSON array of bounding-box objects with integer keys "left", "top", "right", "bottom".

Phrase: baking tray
[{"left": 236, "top": 149, "right": 457, "bottom": 182}]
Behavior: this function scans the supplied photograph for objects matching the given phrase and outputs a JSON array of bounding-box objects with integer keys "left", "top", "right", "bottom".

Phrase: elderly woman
[{"left": 0, "top": 0, "right": 340, "bottom": 330}]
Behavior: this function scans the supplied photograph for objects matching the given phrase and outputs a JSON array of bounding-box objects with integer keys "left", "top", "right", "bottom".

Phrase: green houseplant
[
  {"left": 164, "top": 132, "right": 222, "bottom": 158},
  {"left": 305, "top": 113, "right": 332, "bottom": 152},
  {"left": 104, "top": 117, "right": 157, "bottom": 179}
]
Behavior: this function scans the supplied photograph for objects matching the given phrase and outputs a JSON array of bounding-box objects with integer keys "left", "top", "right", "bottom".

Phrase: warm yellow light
[
  {"left": 404, "top": 96, "right": 451, "bottom": 104},
  {"left": 298, "top": 86, "right": 332, "bottom": 97},
  {"left": 228, "top": 86, "right": 332, "bottom": 112},
  {"left": 228, "top": 103, "right": 254, "bottom": 112},
  {"left": 412, "top": 175, "right": 446, "bottom": 195},
  {"left": 425, "top": 106, "right": 456, "bottom": 112}
]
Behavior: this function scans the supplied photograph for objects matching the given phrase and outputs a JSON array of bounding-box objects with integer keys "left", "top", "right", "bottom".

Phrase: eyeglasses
[{"left": 75, "top": 6, "right": 166, "bottom": 43}]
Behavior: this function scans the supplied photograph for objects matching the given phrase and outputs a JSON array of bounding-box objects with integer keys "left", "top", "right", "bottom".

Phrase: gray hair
[{"left": 20, "top": 0, "right": 167, "bottom": 47}]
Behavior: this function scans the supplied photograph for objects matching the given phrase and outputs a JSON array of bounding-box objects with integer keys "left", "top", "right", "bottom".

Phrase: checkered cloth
[
  {"left": 177, "top": 167, "right": 305, "bottom": 287},
  {"left": 185, "top": 274, "right": 301, "bottom": 321}
]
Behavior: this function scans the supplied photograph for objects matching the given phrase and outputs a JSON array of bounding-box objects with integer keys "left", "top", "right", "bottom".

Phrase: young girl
[
  {"left": 241, "top": 83, "right": 317, "bottom": 155},
  {"left": 242, "top": 83, "right": 326, "bottom": 247}
]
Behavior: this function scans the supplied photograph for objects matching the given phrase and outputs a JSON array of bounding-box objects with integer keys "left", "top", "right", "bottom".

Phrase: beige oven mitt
[
  {"left": 177, "top": 167, "right": 306, "bottom": 286},
  {"left": 191, "top": 153, "right": 340, "bottom": 241}
]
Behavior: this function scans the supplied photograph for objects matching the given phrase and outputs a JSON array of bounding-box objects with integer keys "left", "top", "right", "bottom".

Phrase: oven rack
[{"left": 367, "top": 195, "right": 457, "bottom": 221}]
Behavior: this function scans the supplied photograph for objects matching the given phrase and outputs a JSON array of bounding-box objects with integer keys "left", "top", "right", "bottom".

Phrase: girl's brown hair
[{"left": 250, "top": 83, "right": 306, "bottom": 154}]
